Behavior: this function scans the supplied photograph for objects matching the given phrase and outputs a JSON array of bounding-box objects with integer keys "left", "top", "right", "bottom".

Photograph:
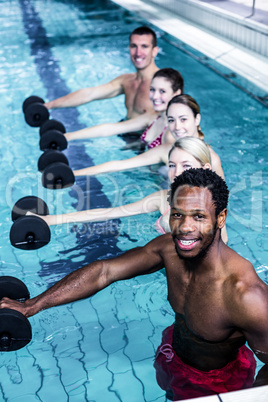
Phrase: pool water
[{"left": 0, "top": 0, "right": 267, "bottom": 400}]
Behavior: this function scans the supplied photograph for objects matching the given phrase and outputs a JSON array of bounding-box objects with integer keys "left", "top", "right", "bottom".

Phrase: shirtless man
[
  {"left": 1, "top": 168, "right": 267, "bottom": 400},
  {"left": 45, "top": 26, "right": 159, "bottom": 119}
]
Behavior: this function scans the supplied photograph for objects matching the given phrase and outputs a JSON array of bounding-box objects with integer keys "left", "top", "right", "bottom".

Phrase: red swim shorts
[{"left": 154, "top": 324, "right": 256, "bottom": 401}]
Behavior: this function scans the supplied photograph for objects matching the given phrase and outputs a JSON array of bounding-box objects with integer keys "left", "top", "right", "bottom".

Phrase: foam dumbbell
[
  {"left": 10, "top": 196, "right": 51, "bottom": 250},
  {"left": 39, "top": 119, "right": 66, "bottom": 136},
  {"left": 38, "top": 149, "right": 69, "bottom": 172},
  {"left": 39, "top": 118, "right": 68, "bottom": 151},
  {"left": 22, "top": 96, "right": 49, "bottom": 127},
  {"left": 39, "top": 129, "right": 68, "bottom": 151},
  {"left": 42, "top": 161, "right": 75, "bottom": 189},
  {"left": 0, "top": 276, "right": 32, "bottom": 351}
]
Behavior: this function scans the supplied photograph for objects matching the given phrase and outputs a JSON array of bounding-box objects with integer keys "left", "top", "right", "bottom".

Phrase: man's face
[
  {"left": 170, "top": 185, "right": 219, "bottom": 260},
  {"left": 129, "top": 34, "right": 158, "bottom": 70}
]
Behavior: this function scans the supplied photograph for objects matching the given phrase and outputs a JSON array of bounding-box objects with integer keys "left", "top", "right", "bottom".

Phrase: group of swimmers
[
  {"left": 1, "top": 26, "right": 267, "bottom": 401},
  {"left": 33, "top": 27, "right": 228, "bottom": 242}
]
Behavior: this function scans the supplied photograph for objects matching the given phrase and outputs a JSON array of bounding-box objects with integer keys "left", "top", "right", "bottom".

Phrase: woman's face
[
  {"left": 167, "top": 103, "right": 200, "bottom": 140},
  {"left": 149, "top": 77, "right": 180, "bottom": 113},
  {"left": 168, "top": 147, "right": 203, "bottom": 182}
]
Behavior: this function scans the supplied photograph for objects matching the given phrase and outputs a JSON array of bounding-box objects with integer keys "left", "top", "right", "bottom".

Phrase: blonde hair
[{"left": 168, "top": 137, "right": 211, "bottom": 166}]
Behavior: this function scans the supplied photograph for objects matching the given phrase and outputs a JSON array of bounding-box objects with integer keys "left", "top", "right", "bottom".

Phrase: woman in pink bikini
[{"left": 64, "top": 68, "right": 184, "bottom": 147}]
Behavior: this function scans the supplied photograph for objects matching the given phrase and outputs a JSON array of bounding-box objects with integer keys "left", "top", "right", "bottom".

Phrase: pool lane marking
[{"left": 18, "top": 0, "right": 123, "bottom": 268}]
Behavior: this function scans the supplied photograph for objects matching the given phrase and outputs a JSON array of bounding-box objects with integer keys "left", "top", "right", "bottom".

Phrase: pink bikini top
[
  {"left": 140, "top": 116, "right": 167, "bottom": 149},
  {"left": 155, "top": 206, "right": 171, "bottom": 234}
]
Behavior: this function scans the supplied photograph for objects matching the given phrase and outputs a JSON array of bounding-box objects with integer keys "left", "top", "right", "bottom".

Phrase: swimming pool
[{"left": 0, "top": 0, "right": 267, "bottom": 400}]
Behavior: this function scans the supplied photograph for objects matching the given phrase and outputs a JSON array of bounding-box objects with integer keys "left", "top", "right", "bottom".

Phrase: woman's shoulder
[
  {"left": 208, "top": 144, "right": 218, "bottom": 156},
  {"left": 207, "top": 144, "right": 221, "bottom": 162},
  {"left": 208, "top": 145, "right": 225, "bottom": 179}
]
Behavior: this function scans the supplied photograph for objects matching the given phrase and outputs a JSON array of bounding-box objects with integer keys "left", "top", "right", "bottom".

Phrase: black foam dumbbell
[
  {"left": 10, "top": 196, "right": 51, "bottom": 250},
  {"left": 22, "top": 96, "right": 49, "bottom": 127},
  {"left": 39, "top": 119, "right": 66, "bottom": 136},
  {"left": 42, "top": 161, "right": 75, "bottom": 189},
  {"left": 39, "top": 130, "right": 68, "bottom": 151},
  {"left": 38, "top": 149, "right": 74, "bottom": 189},
  {"left": 38, "top": 149, "right": 69, "bottom": 172},
  {"left": 0, "top": 276, "right": 32, "bottom": 351},
  {"left": 39, "top": 118, "right": 68, "bottom": 151}
]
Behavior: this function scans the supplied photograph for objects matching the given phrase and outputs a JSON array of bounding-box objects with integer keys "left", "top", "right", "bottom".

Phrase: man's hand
[{"left": 0, "top": 297, "right": 28, "bottom": 316}]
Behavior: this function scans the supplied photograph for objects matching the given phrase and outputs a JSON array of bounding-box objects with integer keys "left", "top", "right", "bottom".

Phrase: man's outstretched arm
[
  {"left": 0, "top": 236, "right": 166, "bottom": 318},
  {"left": 45, "top": 75, "right": 126, "bottom": 109}
]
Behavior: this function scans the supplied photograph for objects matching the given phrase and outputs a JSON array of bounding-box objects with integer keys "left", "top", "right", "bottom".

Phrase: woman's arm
[
  {"left": 73, "top": 144, "right": 170, "bottom": 177},
  {"left": 65, "top": 112, "right": 155, "bottom": 141},
  {"left": 29, "top": 190, "right": 167, "bottom": 226}
]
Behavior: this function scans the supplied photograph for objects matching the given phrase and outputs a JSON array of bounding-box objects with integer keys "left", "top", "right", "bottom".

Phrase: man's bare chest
[
  {"left": 165, "top": 262, "right": 236, "bottom": 341},
  {"left": 124, "top": 80, "right": 152, "bottom": 114}
]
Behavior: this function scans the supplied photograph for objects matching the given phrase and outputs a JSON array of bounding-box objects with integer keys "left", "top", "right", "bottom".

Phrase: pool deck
[
  {"left": 112, "top": 0, "right": 268, "bottom": 401},
  {"left": 197, "top": 0, "right": 268, "bottom": 26},
  {"left": 112, "top": 0, "right": 268, "bottom": 95}
]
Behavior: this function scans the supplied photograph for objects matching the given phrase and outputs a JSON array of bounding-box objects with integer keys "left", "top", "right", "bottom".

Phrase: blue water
[{"left": 0, "top": 0, "right": 267, "bottom": 400}]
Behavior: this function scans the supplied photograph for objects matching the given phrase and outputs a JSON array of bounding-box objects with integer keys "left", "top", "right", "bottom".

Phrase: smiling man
[
  {"left": 45, "top": 26, "right": 159, "bottom": 119},
  {"left": 1, "top": 169, "right": 267, "bottom": 400}
]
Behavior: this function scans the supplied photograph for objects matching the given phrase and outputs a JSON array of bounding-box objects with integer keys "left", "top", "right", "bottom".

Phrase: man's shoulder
[
  {"left": 222, "top": 245, "right": 263, "bottom": 294},
  {"left": 225, "top": 249, "right": 268, "bottom": 328},
  {"left": 117, "top": 72, "right": 137, "bottom": 82},
  {"left": 223, "top": 245, "right": 255, "bottom": 274},
  {"left": 108, "top": 72, "right": 136, "bottom": 86}
]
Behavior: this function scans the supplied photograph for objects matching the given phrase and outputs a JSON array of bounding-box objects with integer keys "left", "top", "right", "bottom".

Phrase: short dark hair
[
  {"left": 129, "top": 26, "right": 157, "bottom": 47},
  {"left": 168, "top": 168, "right": 229, "bottom": 217},
  {"left": 153, "top": 68, "right": 184, "bottom": 93}
]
